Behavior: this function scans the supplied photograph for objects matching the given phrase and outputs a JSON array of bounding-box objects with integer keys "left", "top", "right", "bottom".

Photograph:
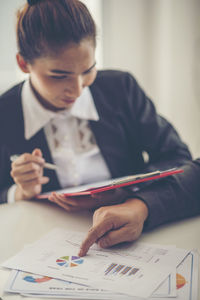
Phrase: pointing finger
[{"left": 78, "top": 220, "right": 114, "bottom": 257}]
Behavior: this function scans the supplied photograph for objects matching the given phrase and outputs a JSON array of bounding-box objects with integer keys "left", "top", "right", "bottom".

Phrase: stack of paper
[{"left": 1, "top": 228, "right": 199, "bottom": 299}]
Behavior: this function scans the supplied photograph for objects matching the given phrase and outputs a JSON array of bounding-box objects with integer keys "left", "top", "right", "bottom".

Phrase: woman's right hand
[
  {"left": 78, "top": 198, "right": 149, "bottom": 257},
  {"left": 10, "top": 148, "right": 49, "bottom": 201}
]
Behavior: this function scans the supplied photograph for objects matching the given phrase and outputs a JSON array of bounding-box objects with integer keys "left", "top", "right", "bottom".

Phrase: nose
[{"left": 65, "top": 76, "right": 84, "bottom": 99}]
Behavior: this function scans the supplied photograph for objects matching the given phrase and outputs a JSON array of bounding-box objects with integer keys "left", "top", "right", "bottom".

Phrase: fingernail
[{"left": 78, "top": 249, "right": 84, "bottom": 257}]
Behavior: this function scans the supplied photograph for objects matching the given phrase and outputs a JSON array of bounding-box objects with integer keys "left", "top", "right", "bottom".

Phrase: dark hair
[{"left": 16, "top": 0, "right": 96, "bottom": 62}]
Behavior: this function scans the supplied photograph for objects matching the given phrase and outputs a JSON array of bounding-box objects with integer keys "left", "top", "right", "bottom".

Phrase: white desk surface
[{"left": 0, "top": 200, "right": 199, "bottom": 300}]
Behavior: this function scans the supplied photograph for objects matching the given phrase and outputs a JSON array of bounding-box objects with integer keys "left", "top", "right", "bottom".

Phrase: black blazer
[
  {"left": 135, "top": 158, "right": 200, "bottom": 230},
  {"left": 0, "top": 70, "right": 192, "bottom": 204}
]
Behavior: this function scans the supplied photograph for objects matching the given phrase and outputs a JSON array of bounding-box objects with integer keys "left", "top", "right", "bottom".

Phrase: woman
[{"left": 0, "top": 0, "right": 191, "bottom": 224}]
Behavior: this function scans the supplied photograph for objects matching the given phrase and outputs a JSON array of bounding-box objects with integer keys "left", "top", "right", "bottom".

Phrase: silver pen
[
  {"left": 10, "top": 154, "right": 57, "bottom": 170},
  {"left": 111, "top": 170, "right": 161, "bottom": 185}
]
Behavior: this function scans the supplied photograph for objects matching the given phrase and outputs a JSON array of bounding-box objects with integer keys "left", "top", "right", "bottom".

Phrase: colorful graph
[
  {"left": 176, "top": 273, "right": 187, "bottom": 289},
  {"left": 23, "top": 274, "right": 52, "bottom": 283},
  {"left": 56, "top": 255, "right": 84, "bottom": 268},
  {"left": 105, "top": 263, "right": 139, "bottom": 277}
]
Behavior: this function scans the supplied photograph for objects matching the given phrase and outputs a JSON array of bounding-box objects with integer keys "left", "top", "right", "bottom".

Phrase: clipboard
[
  {"left": 37, "top": 168, "right": 183, "bottom": 199},
  {"left": 62, "top": 168, "right": 183, "bottom": 196}
]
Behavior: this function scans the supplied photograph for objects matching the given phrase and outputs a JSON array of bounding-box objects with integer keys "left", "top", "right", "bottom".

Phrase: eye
[
  {"left": 83, "top": 69, "right": 91, "bottom": 75},
  {"left": 83, "top": 68, "right": 95, "bottom": 75},
  {"left": 50, "top": 75, "right": 67, "bottom": 80}
]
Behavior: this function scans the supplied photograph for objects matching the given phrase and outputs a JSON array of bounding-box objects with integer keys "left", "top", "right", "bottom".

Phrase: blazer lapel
[{"left": 90, "top": 85, "right": 133, "bottom": 178}]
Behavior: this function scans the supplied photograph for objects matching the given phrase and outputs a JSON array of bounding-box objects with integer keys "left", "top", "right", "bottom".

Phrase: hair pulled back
[{"left": 16, "top": 0, "right": 96, "bottom": 62}]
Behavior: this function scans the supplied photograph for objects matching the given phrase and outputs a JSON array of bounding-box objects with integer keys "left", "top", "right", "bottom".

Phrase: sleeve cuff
[{"left": 7, "top": 184, "right": 17, "bottom": 204}]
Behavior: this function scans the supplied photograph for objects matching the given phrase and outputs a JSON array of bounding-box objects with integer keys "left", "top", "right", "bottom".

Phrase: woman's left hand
[{"left": 48, "top": 188, "right": 129, "bottom": 212}]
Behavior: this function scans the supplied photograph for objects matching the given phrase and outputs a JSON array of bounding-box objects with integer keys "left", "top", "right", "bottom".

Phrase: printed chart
[
  {"left": 176, "top": 273, "right": 187, "bottom": 289},
  {"left": 105, "top": 263, "right": 139, "bottom": 277},
  {"left": 23, "top": 274, "right": 52, "bottom": 284},
  {"left": 56, "top": 256, "right": 84, "bottom": 268}
]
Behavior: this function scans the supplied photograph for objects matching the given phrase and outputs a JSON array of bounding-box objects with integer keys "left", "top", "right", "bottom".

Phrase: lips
[{"left": 61, "top": 98, "right": 76, "bottom": 104}]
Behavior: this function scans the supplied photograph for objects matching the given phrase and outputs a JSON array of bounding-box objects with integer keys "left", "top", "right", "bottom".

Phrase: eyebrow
[{"left": 50, "top": 62, "right": 96, "bottom": 75}]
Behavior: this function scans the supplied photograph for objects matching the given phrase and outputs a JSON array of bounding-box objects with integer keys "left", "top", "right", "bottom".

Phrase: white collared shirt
[{"left": 7, "top": 79, "right": 111, "bottom": 203}]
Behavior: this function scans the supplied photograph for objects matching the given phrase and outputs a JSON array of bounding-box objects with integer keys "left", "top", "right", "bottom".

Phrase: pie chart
[
  {"left": 23, "top": 274, "right": 52, "bottom": 283},
  {"left": 176, "top": 273, "right": 187, "bottom": 289},
  {"left": 56, "top": 255, "right": 84, "bottom": 267}
]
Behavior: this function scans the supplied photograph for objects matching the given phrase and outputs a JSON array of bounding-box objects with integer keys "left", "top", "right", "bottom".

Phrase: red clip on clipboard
[{"left": 60, "top": 168, "right": 183, "bottom": 197}]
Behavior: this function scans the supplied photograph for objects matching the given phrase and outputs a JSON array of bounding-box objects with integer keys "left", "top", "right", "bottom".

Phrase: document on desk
[
  {"left": 3, "top": 244, "right": 178, "bottom": 298},
  {"left": 4, "top": 250, "right": 199, "bottom": 299},
  {"left": 1, "top": 228, "right": 186, "bottom": 298},
  {"left": 4, "top": 269, "right": 176, "bottom": 299}
]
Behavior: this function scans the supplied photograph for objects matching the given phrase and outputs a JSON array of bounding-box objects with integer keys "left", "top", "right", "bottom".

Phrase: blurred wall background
[
  {"left": 0, "top": 0, "right": 199, "bottom": 157},
  {"left": 101, "top": 0, "right": 200, "bottom": 158}
]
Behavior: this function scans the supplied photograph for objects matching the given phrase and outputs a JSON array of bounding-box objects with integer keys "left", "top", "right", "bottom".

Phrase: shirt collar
[{"left": 22, "top": 79, "right": 99, "bottom": 140}]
